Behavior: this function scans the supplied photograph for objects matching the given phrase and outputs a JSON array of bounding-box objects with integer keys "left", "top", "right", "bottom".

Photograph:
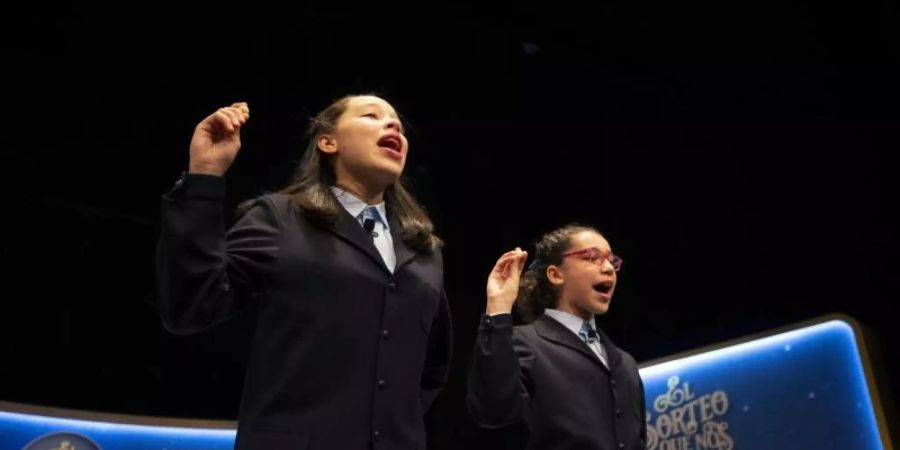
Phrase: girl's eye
[{"left": 362, "top": 113, "right": 378, "bottom": 118}]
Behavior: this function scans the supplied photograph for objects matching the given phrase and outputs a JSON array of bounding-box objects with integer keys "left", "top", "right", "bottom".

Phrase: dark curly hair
[{"left": 516, "top": 224, "right": 602, "bottom": 322}]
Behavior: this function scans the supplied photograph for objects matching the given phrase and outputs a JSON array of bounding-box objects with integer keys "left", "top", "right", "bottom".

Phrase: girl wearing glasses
[{"left": 466, "top": 224, "right": 646, "bottom": 450}]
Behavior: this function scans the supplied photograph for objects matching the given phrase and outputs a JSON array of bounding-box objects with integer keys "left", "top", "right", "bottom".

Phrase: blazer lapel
[
  {"left": 389, "top": 216, "right": 417, "bottom": 271},
  {"left": 535, "top": 315, "right": 608, "bottom": 370},
  {"left": 327, "top": 208, "right": 391, "bottom": 275},
  {"left": 595, "top": 325, "right": 622, "bottom": 372}
]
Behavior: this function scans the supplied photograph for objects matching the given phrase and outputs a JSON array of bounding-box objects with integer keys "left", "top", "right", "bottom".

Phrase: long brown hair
[
  {"left": 275, "top": 94, "right": 442, "bottom": 253},
  {"left": 517, "top": 224, "right": 601, "bottom": 322}
]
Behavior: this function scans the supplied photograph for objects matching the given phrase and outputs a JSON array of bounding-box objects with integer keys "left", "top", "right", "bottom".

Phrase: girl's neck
[{"left": 336, "top": 178, "right": 385, "bottom": 205}]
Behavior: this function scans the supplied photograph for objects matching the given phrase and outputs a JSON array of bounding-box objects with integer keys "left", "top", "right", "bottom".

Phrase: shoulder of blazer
[
  {"left": 242, "top": 193, "right": 318, "bottom": 231},
  {"left": 511, "top": 323, "right": 538, "bottom": 344},
  {"left": 230, "top": 194, "right": 289, "bottom": 235},
  {"left": 624, "top": 349, "right": 637, "bottom": 364},
  {"left": 236, "top": 193, "right": 292, "bottom": 217},
  {"left": 430, "top": 246, "right": 444, "bottom": 266},
  {"left": 259, "top": 193, "right": 295, "bottom": 218},
  {"left": 614, "top": 347, "right": 639, "bottom": 370}
]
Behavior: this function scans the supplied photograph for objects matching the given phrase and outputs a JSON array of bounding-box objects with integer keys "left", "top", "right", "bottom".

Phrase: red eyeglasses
[{"left": 561, "top": 247, "right": 623, "bottom": 271}]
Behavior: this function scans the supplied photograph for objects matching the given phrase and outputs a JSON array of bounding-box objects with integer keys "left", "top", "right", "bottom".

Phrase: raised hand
[
  {"left": 485, "top": 248, "right": 528, "bottom": 315},
  {"left": 188, "top": 102, "right": 250, "bottom": 176}
]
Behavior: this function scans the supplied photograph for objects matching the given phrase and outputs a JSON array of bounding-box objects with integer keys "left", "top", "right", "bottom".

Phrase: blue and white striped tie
[
  {"left": 579, "top": 322, "right": 608, "bottom": 368},
  {"left": 357, "top": 206, "right": 396, "bottom": 272},
  {"left": 359, "top": 206, "right": 379, "bottom": 238}
]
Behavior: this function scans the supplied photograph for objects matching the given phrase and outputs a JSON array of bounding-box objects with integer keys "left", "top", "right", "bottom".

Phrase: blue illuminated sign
[{"left": 639, "top": 315, "right": 892, "bottom": 449}]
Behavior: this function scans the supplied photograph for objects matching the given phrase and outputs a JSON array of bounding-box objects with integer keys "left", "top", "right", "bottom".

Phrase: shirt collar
[
  {"left": 330, "top": 186, "right": 389, "bottom": 228},
  {"left": 544, "top": 308, "right": 598, "bottom": 339}
]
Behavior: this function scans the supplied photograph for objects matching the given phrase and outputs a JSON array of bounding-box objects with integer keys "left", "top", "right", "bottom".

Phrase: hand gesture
[
  {"left": 485, "top": 248, "right": 528, "bottom": 315},
  {"left": 188, "top": 102, "right": 250, "bottom": 176}
]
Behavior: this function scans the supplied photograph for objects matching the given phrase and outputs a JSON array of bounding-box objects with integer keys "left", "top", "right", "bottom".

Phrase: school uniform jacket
[
  {"left": 467, "top": 313, "right": 645, "bottom": 450},
  {"left": 156, "top": 174, "right": 452, "bottom": 450}
]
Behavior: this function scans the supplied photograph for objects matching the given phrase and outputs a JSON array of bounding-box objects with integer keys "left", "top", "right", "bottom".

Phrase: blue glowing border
[
  {"left": 0, "top": 402, "right": 236, "bottom": 449},
  {"left": 637, "top": 313, "right": 894, "bottom": 448}
]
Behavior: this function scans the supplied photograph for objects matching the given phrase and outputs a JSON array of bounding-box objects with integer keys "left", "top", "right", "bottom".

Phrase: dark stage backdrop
[{"left": 3, "top": 3, "right": 897, "bottom": 449}]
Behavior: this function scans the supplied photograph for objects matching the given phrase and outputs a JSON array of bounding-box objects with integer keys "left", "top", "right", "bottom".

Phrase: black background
[{"left": 3, "top": 2, "right": 897, "bottom": 448}]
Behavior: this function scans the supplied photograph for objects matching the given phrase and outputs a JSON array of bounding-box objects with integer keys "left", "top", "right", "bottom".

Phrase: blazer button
[
  {"left": 388, "top": 282, "right": 397, "bottom": 292},
  {"left": 611, "top": 379, "right": 617, "bottom": 388},
  {"left": 382, "top": 329, "right": 390, "bottom": 340},
  {"left": 616, "top": 408, "right": 621, "bottom": 417},
  {"left": 373, "top": 430, "right": 381, "bottom": 442},
  {"left": 378, "top": 379, "right": 387, "bottom": 390},
  {"left": 618, "top": 443, "right": 625, "bottom": 449}
]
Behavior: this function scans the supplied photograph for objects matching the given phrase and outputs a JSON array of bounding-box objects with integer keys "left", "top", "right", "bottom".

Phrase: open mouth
[
  {"left": 377, "top": 135, "right": 402, "bottom": 156},
  {"left": 593, "top": 281, "right": 614, "bottom": 296}
]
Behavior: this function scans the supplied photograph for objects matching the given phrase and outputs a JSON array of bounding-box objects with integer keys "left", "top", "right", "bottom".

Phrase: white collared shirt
[
  {"left": 331, "top": 186, "right": 396, "bottom": 272},
  {"left": 544, "top": 309, "right": 609, "bottom": 368}
]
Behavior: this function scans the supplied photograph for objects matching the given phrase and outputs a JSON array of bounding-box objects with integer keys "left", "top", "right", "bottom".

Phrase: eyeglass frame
[{"left": 561, "top": 247, "right": 623, "bottom": 271}]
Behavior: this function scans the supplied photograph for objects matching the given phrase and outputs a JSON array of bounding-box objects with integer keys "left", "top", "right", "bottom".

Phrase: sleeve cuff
[
  {"left": 479, "top": 313, "right": 513, "bottom": 332},
  {"left": 166, "top": 172, "right": 226, "bottom": 201}
]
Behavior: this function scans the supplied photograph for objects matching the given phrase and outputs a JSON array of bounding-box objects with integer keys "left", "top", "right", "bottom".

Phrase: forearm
[
  {"left": 466, "top": 313, "right": 529, "bottom": 427},
  {"left": 156, "top": 174, "right": 275, "bottom": 334}
]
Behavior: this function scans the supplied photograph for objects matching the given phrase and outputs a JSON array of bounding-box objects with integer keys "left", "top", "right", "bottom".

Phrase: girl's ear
[
  {"left": 318, "top": 134, "right": 338, "bottom": 154},
  {"left": 547, "top": 265, "right": 564, "bottom": 286}
]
